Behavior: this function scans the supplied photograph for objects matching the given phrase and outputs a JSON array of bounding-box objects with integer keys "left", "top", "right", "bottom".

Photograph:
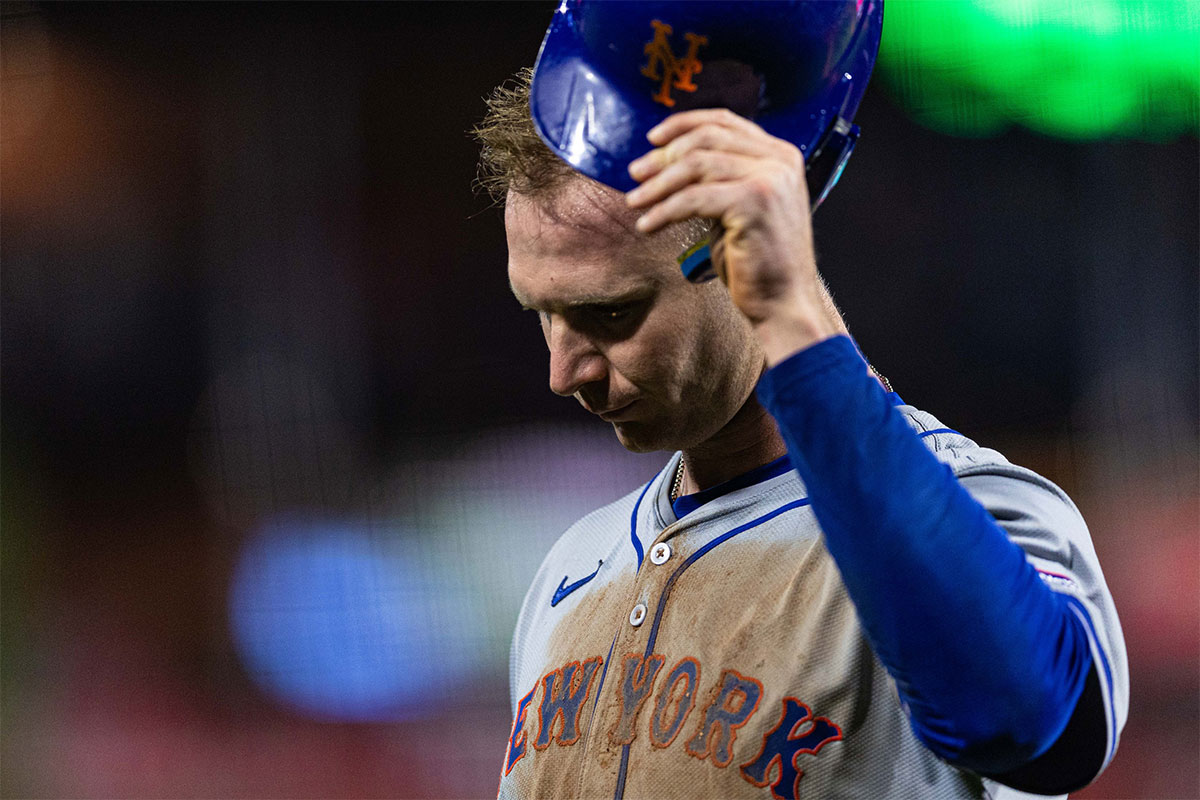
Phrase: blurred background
[{"left": 1, "top": 1, "right": 1196, "bottom": 797}]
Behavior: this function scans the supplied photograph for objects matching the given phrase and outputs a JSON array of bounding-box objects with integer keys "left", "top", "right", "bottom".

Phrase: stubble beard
[{"left": 607, "top": 391, "right": 741, "bottom": 455}]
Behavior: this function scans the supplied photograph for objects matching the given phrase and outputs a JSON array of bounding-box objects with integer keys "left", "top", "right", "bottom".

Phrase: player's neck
[{"left": 679, "top": 396, "right": 787, "bottom": 496}]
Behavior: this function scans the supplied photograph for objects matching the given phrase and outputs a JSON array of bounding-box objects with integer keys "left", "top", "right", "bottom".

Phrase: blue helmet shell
[{"left": 530, "top": 0, "right": 883, "bottom": 207}]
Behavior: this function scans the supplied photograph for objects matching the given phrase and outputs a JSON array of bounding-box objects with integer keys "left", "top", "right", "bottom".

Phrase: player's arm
[
  {"left": 627, "top": 110, "right": 1119, "bottom": 787},
  {"left": 754, "top": 335, "right": 1110, "bottom": 787}
]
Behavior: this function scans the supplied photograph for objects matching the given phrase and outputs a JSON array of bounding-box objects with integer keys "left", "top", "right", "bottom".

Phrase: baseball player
[{"left": 477, "top": 3, "right": 1128, "bottom": 798}]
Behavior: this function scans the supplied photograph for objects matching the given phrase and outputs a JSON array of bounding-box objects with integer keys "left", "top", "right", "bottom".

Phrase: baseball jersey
[{"left": 498, "top": 404, "right": 1128, "bottom": 799}]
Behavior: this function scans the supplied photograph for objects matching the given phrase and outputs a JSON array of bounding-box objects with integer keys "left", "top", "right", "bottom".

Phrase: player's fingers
[
  {"left": 634, "top": 181, "right": 743, "bottom": 235},
  {"left": 625, "top": 150, "right": 757, "bottom": 210},
  {"left": 629, "top": 122, "right": 790, "bottom": 183},
  {"left": 646, "top": 108, "right": 769, "bottom": 147}
]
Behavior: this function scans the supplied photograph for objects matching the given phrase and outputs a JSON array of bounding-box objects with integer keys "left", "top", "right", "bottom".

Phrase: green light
[{"left": 877, "top": 0, "right": 1200, "bottom": 140}]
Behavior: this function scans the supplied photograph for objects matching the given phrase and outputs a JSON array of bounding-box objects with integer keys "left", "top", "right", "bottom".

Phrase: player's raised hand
[{"left": 625, "top": 109, "right": 839, "bottom": 363}]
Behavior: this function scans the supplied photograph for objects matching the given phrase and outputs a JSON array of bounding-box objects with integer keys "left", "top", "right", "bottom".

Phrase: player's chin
[{"left": 609, "top": 420, "right": 675, "bottom": 454}]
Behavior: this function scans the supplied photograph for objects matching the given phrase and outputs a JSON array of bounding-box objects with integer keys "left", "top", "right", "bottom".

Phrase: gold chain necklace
[
  {"left": 670, "top": 456, "right": 686, "bottom": 501},
  {"left": 870, "top": 365, "right": 893, "bottom": 392}
]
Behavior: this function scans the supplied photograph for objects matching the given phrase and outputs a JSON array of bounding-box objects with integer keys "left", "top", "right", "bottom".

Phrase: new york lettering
[
  {"left": 684, "top": 669, "right": 764, "bottom": 766},
  {"left": 533, "top": 656, "right": 602, "bottom": 749},
  {"left": 742, "top": 698, "right": 844, "bottom": 800},
  {"left": 502, "top": 653, "right": 841, "bottom": 797},
  {"left": 650, "top": 656, "right": 699, "bottom": 747},
  {"left": 610, "top": 652, "right": 666, "bottom": 746}
]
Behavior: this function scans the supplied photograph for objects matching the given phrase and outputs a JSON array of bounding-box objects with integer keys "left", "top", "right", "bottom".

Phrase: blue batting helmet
[{"left": 530, "top": 0, "right": 883, "bottom": 211}]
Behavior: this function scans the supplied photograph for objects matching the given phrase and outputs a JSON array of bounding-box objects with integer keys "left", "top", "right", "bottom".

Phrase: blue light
[{"left": 229, "top": 518, "right": 472, "bottom": 722}]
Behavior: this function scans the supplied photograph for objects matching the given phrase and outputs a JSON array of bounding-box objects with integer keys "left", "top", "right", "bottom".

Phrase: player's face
[{"left": 505, "top": 179, "right": 763, "bottom": 453}]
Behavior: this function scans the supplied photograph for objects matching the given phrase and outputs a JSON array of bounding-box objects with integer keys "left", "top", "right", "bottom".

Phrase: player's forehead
[
  {"left": 505, "top": 178, "right": 639, "bottom": 257},
  {"left": 505, "top": 180, "right": 673, "bottom": 309}
]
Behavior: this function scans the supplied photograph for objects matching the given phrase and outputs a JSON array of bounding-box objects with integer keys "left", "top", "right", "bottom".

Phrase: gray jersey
[{"left": 498, "top": 405, "right": 1128, "bottom": 799}]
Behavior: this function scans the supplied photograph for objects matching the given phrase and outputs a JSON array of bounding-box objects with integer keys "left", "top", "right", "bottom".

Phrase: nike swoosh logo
[{"left": 550, "top": 559, "right": 603, "bottom": 607}]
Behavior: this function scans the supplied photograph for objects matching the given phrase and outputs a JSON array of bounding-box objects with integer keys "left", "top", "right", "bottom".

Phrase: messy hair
[
  {"left": 473, "top": 68, "right": 712, "bottom": 252},
  {"left": 472, "top": 68, "right": 577, "bottom": 205}
]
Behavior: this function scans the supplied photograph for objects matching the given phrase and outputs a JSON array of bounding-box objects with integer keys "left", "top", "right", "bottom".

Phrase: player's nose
[{"left": 547, "top": 320, "right": 606, "bottom": 397}]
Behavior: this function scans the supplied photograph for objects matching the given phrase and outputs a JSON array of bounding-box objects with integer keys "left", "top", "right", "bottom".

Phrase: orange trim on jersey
[
  {"left": 533, "top": 656, "right": 603, "bottom": 750},
  {"left": 649, "top": 656, "right": 700, "bottom": 749},
  {"left": 685, "top": 668, "right": 765, "bottom": 767},
  {"left": 609, "top": 652, "right": 666, "bottom": 747},
  {"left": 502, "top": 683, "right": 537, "bottom": 779},
  {"left": 738, "top": 696, "right": 844, "bottom": 797}
]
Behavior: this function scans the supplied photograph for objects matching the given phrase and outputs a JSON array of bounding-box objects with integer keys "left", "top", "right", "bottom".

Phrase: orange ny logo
[{"left": 640, "top": 19, "right": 708, "bottom": 108}]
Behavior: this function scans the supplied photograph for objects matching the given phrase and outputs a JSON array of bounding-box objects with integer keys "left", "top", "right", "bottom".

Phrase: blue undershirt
[
  {"left": 750, "top": 334, "right": 1094, "bottom": 774},
  {"left": 671, "top": 454, "right": 793, "bottom": 519}
]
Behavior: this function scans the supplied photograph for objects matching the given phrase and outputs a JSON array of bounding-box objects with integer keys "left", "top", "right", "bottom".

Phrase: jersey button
[
  {"left": 650, "top": 542, "right": 672, "bottom": 565},
  {"left": 629, "top": 603, "right": 647, "bottom": 627}
]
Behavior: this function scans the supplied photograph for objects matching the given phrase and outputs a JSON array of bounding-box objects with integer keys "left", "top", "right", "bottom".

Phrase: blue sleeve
[{"left": 756, "top": 335, "right": 1094, "bottom": 774}]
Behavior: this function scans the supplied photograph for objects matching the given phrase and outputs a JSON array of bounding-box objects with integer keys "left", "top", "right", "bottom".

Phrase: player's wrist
[{"left": 752, "top": 299, "right": 839, "bottom": 366}]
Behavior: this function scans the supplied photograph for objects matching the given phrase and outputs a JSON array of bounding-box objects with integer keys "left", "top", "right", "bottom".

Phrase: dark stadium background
[{"left": 2, "top": 3, "right": 1196, "bottom": 797}]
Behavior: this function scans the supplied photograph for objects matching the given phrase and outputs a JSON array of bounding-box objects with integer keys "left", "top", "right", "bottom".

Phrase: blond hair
[
  {"left": 473, "top": 69, "right": 712, "bottom": 251},
  {"left": 472, "top": 68, "right": 578, "bottom": 205}
]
